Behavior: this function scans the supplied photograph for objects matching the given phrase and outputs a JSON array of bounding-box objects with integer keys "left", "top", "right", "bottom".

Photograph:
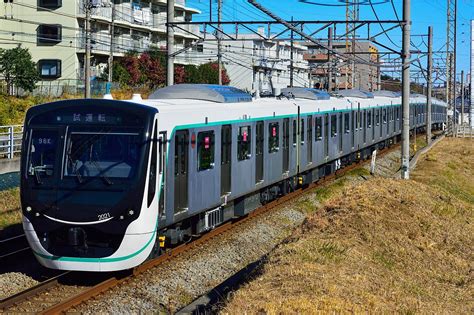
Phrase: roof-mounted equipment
[
  {"left": 372, "top": 90, "right": 401, "bottom": 98},
  {"left": 149, "top": 84, "right": 252, "bottom": 103},
  {"left": 280, "top": 87, "right": 330, "bottom": 100},
  {"left": 333, "top": 89, "right": 374, "bottom": 99}
]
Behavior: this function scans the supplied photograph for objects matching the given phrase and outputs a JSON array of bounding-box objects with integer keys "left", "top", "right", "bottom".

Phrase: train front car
[{"left": 20, "top": 99, "right": 159, "bottom": 271}]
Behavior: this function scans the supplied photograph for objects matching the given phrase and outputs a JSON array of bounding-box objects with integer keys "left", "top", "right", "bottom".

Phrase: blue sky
[{"left": 187, "top": 0, "right": 473, "bottom": 82}]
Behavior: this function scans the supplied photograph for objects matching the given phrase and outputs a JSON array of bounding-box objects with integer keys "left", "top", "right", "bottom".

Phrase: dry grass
[
  {"left": 223, "top": 138, "right": 474, "bottom": 314},
  {"left": 0, "top": 187, "right": 21, "bottom": 229}
]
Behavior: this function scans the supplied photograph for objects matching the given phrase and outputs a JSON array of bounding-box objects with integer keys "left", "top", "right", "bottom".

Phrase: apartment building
[
  {"left": 304, "top": 41, "right": 380, "bottom": 91},
  {"left": 202, "top": 29, "right": 309, "bottom": 95},
  {"left": 0, "top": 0, "right": 200, "bottom": 93}
]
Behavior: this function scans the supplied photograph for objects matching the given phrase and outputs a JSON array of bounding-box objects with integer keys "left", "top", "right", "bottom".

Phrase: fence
[{"left": 0, "top": 125, "right": 23, "bottom": 159}]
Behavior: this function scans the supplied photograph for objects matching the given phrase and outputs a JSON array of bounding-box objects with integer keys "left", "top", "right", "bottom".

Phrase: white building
[
  {"left": 0, "top": 0, "right": 200, "bottom": 94},
  {"left": 202, "top": 29, "right": 309, "bottom": 95}
]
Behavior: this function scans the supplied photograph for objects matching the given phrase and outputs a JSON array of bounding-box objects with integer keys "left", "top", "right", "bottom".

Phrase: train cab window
[
  {"left": 28, "top": 129, "right": 58, "bottom": 179},
  {"left": 238, "top": 126, "right": 251, "bottom": 161},
  {"left": 344, "top": 113, "right": 350, "bottom": 133},
  {"left": 315, "top": 117, "right": 322, "bottom": 141},
  {"left": 268, "top": 122, "right": 279, "bottom": 153},
  {"left": 367, "top": 111, "right": 372, "bottom": 128},
  {"left": 147, "top": 124, "right": 158, "bottom": 207},
  {"left": 197, "top": 131, "right": 215, "bottom": 171},
  {"left": 331, "top": 115, "right": 337, "bottom": 137},
  {"left": 383, "top": 108, "right": 387, "bottom": 123},
  {"left": 300, "top": 119, "right": 305, "bottom": 144}
]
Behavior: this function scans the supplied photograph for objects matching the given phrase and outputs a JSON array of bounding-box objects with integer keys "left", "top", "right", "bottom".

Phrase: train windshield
[
  {"left": 64, "top": 131, "right": 142, "bottom": 181},
  {"left": 27, "top": 129, "right": 59, "bottom": 179}
]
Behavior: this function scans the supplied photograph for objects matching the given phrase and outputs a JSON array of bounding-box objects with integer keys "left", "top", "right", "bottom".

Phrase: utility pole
[
  {"left": 401, "top": 0, "right": 411, "bottom": 180},
  {"left": 461, "top": 70, "right": 464, "bottom": 126},
  {"left": 327, "top": 27, "right": 333, "bottom": 92},
  {"left": 167, "top": 0, "right": 174, "bottom": 86},
  {"left": 426, "top": 26, "right": 433, "bottom": 144},
  {"left": 108, "top": 3, "right": 115, "bottom": 86},
  {"left": 290, "top": 16, "right": 294, "bottom": 87},
  {"left": 84, "top": 0, "right": 91, "bottom": 98},
  {"left": 218, "top": 0, "right": 222, "bottom": 85}
]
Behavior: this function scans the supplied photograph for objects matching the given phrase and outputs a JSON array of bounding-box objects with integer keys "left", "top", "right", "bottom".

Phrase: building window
[
  {"left": 344, "top": 112, "right": 350, "bottom": 133},
  {"left": 315, "top": 117, "right": 322, "bottom": 141},
  {"left": 237, "top": 126, "right": 251, "bottom": 161},
  {"left": 331, "top": 115, "right": 337, "bottom": 137},
  {"left": 38, "top": 0, "right": 62, "bottom": 9},
  {"left": 37, "top": 24, "right": 62, "bottom": 44},
  {"left": 268, "top": 122, "right": 279, "bottom": 153},
  {"left": 197, "top": 131, "right": 215, "bottom": 171},
  {"left": 38, "top": 59, "right": 61, "bottom": 79}
]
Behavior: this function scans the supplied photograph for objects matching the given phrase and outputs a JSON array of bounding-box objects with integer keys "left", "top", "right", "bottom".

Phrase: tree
[{"left": 0, "top": 47, "right": 39, "bottom": 95}]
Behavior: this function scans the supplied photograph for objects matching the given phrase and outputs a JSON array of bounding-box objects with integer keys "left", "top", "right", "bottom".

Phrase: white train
[{"left": 20, "top": 84, "right": 446, "bottom": 271}]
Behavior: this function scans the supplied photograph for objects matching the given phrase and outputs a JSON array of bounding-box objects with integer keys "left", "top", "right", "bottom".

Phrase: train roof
[{"left": 128, "top": 89, "right": 446, "bottom": 132}]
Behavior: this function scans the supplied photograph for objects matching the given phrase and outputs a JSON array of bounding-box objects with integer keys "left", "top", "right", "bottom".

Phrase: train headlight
[{"left": 26, "top": 206, "right": 32, "bottom": 212}]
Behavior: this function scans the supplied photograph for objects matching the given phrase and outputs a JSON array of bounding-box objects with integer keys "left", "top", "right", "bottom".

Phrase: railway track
[
  {"left": 0, "top": 234, "right": 31, "bottom": 265},
  {"left": 0, "top": 140, "right": 408, "bottom": 314}
]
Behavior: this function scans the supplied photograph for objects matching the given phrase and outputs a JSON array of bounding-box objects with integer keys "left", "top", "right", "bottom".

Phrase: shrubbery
[{"left": 101, "top": 48, "right": 230, "bottom": 88}]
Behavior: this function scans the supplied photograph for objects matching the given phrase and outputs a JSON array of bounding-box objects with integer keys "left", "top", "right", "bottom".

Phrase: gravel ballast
[
  {"left": 0, "top": 272, "right": 38, "bottom": 299},
  {"left": 77, "top": 208, "right": 306, "bottom": 313}
]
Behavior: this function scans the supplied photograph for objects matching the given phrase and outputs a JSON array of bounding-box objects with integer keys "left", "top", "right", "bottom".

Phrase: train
[{"left": 20, "top": 84, "right": 446, "bottom": 272}]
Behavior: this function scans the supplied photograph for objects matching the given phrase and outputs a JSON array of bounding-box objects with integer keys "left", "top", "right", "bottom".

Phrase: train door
[
  {"left": 221, "top": 125, "right": 232, "bottom": 195},
  {"left": 255, "top": 121, "right": 264, "bottom": 183},
  {"left": 283, "top": 118, "right": 290, "bottom": 172},
  {"left": 174, "top": 130, "right": 188, "bottom": 213},
  {"left": 338, "top": 112, "right": 343, "bottom": 152},
  {"left": 324, "top": 114, "right": 329, "bottom": 157},
  {"left": 307, "top": 115, "right": 313, "bottom": 163}
]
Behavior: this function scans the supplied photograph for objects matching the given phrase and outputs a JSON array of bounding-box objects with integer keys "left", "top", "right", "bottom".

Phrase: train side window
[
  {"left": 147, "top": 124, "right": 158, "bottom": 207},
  {"left": 238, "top": 126, "right": 251, "bottom": 161},
  {"left": 315, "top": 117, "right": 322, "bottom": 141},
  {"left": 300, "top": 119, "right": 305, "bottom": 144},
  {"left": 376, "top": 109, "right": 380, "bottom": 126},
  {"left": 367, "top": 110, "right": 372, "bottom": 128},
  {"left": 344, "top": 112, "right": 350, "bottom": 133},
  {"left": 268, "top": 122, "right": 279, "bottom": 153},
  {"left": 292, "top": 120, "right": 297, "bottom": 145},
  {"left": 331, "top": 115, "right": 337, "bottom": 137},
  {"left": 197, "top": 131, "right": 215, "bottom": 171},
  {"left": 383, "top": 108, "right": 387, "bottom": 123}
]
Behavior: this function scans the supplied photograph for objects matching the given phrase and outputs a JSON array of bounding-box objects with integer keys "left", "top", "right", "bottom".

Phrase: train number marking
[{"left": 98, "top": 212, "right": 111, "bottom": 221}]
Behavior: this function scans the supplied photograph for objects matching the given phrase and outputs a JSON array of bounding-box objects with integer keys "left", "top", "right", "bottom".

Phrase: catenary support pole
[
  {"left": 328, "top": 27, "right": 333, "bottom": 92},
  {"left": 85, "top": 0, "right": 91, "bottom": 99},
  {"left": 426, "top": 26, "right": 432, "bottom": 144},
  {"left": 108, "top": 3, "right": 115, "bottom": 85},
  {"left": 290, "top": 16, "right": 294, "bottom": 87},
  {"left": 461, "top": 70, "right": 464, "bottom": 126},
  {"left": 218, "top": 0, "right": 222, "bottom": 85},
  {"left": 401, "top": 0, "right": 411, "bottom": 179},
  {"left": 167, "top": 0, "right": 175, "bottom": 86}
]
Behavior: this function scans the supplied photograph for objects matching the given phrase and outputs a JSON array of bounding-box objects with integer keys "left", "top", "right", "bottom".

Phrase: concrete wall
[{"left": 0, "top": 158, "right": 20, "bottom": 175}]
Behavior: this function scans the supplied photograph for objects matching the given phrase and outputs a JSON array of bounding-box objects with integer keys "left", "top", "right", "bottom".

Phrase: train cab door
[
  {"left": 221, "top": 125, "right": 232, "bottom": 195},
  {"left": 283, "top": 118, "right": 290, "bottom": 173},
  {"left": 255, "top": 121, "right": 264, "bottom": 183},
  {"left": 174, "top": 130, "right": 188, "bottom": 213}
]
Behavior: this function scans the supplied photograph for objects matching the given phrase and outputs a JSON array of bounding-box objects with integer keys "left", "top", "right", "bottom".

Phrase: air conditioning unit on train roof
[
  {"left": 280, "top": 87, "right": 331, "bottom": 100},
  {"left": 148, "top": 84, "right": 253, "bottom": 104}
]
